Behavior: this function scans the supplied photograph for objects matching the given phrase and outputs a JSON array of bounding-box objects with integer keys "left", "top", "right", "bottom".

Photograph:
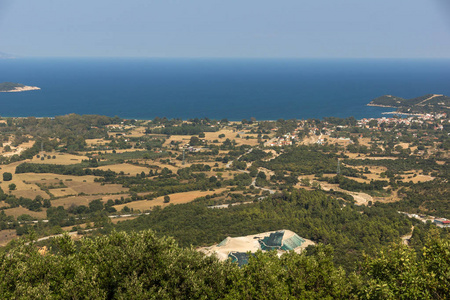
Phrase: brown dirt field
[
  {"left": 29, "top": 152, "right": 89, "bottom": 165},
  {"left": 51, "top": 195, "right": 103, "bottom": 209},
  {"left": 4, "top": 207, "right": 47, "bottom": 219},
  {"left": 94, "top": 163, "right": 151, "bottom": 176},
  {"left": 0, "top": 229, "right": 17, "bottom": 247},
  {"left": 114, "top": 188, "right": 228, "bottom": 212}
]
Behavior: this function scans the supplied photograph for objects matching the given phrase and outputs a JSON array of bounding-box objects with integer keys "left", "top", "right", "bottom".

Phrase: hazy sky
[{"left": 0, "top": 0, "right": 449, "bottom": 58}]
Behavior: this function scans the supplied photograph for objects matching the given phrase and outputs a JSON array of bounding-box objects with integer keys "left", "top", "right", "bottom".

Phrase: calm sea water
[{"left": 1, "top": 58, "right": 449, "bottom": 120}]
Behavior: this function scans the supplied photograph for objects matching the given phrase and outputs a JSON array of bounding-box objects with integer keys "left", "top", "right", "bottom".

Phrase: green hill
[
  {"left": 368, "top": 94, "right": 450, "bottom": 114},
  {"left": 0, "top": 82, "right": 26, "bottom": 92}
]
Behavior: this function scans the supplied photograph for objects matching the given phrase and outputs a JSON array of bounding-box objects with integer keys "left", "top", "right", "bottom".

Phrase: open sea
[{"left": 0, "top": 58, "right": 449, "bottom": 120}]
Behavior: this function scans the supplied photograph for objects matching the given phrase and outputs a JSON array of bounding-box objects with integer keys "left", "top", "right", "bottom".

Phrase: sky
[{"left": 0, "top": 0, "right": 449, "bottom": 58}]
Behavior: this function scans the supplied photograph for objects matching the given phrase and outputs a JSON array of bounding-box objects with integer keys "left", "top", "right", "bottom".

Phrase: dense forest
[
  {"left": 110, "top": 189, "right": 413, "bottom": 271},
  {"left": 1, "top": 229, "right": 448, "bottom": 299}
]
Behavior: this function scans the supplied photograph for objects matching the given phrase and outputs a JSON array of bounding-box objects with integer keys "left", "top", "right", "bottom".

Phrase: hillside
[{"left": 368, "top": 94, "right": 450, "bottom": 114}]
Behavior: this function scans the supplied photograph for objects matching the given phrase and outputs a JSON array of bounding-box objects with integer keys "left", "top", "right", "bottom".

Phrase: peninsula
[
  {"left": 368, "top": 93, "right": 450, "bottom": 114},
  {"left": 0, "top": 82, "right": 40, "bottom": 92}
]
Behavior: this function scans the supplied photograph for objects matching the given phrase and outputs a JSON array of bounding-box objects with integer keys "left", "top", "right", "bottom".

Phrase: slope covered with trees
[{"left": 1, "top": 229, "right": 448, "bottom": 299}]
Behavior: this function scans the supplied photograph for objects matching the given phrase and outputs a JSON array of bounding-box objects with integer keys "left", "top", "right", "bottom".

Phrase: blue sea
[{"left": 1, "top": 58, "right": 449, "bottom": 120}]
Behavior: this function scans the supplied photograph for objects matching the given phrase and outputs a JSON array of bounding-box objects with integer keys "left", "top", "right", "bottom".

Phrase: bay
[{"left": 1, "top": 58, "right": 449, "bottom": 120}]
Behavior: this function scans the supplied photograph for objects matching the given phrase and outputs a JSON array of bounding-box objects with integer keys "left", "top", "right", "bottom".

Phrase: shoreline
[
  {"left": 0, "top": 86, "right": 41, "bottom": 93},
  {"left": 381, "top": 111, "right": 423, "bottom": 116},
  {"left": 367, "top": 103, "right": 396, "bottom": 108}
]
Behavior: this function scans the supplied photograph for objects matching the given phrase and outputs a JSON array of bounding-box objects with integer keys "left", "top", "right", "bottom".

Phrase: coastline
[
  {"left": 367, "top": 103, "right": 395, "bottom": 108},
  {"left": 381, "top": 111, "right": 423, "bottom": 116},
  {"left": 0, "top": 86, "right": 41, "bottom": 93}
]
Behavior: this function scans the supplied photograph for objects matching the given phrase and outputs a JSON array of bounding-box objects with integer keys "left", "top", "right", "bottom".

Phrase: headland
[{"left": 0, "top": 82, "right": 40, "bottom": 92}]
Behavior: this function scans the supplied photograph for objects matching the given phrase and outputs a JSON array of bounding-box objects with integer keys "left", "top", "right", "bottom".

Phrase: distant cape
[
  {"left": 0, "top": 82, "right": 40, "bottom": 92},
  {"left": 0, "top": 52, "right": 15, "bottom": 59},
  {"left": 368, "top": 94, "right": 450, "bottom": 114}
]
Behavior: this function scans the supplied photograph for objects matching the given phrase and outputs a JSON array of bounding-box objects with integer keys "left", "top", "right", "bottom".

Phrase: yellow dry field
[
  {"left": 0, "top": 229, "right": 17, "bottom": 247},
  {"left": 126, "top": 126, "right": 147, "bottom": 137},
  {"left": 142, "top": 161, "right": 180, "bottom": 173},
  {"left": 358, "top": 137, "right": 372, "bottom": 147},
  {"left": 0, "top": 160, "right": 100, "bottom": 200},
  {"left": 114, "top": 188, "right": 228, "bottom": 211},
  {"left": 86, "top": 138, "right": 108, "bottom": 146},
  {"left": 110, "top": 216, "right": 139, "bottom": 224},
  {"left": 0, "top": 200, "right": 10, "bottom": 208},
  {"left": 401, "top": 173, "right": 434, "bottom": 183},
  {"left": 101, "top": 149, "right": 147, "bottom": 154},
  {"left": 163, "top": 135, "right": 190, "bottom": 147},
  {"left": 64, "top": 181, "right": 127, "bottom": 195},
  {"left": 1, "top": 140, "right": 34, "bottom": 157},
  {"left": 4, "top": 206, "right": 47, "bottom": 219},
  {"left": 97, "top": 194, "right": 131, "bottom": 203},
  {"left": 50, "top": 188, "right": 77, "bottom": 198},
  {"left": 48, "top": 181, "right": 127, "bottom": 197},
  {"left": 95, "top": 163, "right": 152, "bottom": 176},
  {"left": 12, "top": 189, "right": 50, "bottom": 200},
  {"left": 29, "top": 152, "right": 89, "bottom": 165},
  {"left": 204, "top": 129, "right": 260, "bottom": 146},
  {"left": 51, "top": 195, "right": 103, "bottom": 209},
  {"left": 164, "top": 129, "right": 260, "bottom": 147},
  {"left": 396, "top": 142, "right": 411, "bottom": 149}
]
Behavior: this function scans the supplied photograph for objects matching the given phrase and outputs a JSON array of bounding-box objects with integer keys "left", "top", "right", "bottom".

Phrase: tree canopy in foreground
[{"left": 0, "top": 230, "right": 448, "bottom": 299}]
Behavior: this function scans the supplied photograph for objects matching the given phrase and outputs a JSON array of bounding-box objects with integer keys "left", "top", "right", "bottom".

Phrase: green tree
[
  {"left": 2, "top": 172, "right": 12, "bottom": 181},
  {"left": 163, "top": 195, "right": 170, "bottom": 203}
]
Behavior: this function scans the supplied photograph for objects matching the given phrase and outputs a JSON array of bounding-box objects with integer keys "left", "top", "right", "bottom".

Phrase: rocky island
[
  {"left": 0, "top": 82, "right": 40, "bottom": 92},
  {"left": 368, "top": 94, "right": 450, "bottom": 115}
]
